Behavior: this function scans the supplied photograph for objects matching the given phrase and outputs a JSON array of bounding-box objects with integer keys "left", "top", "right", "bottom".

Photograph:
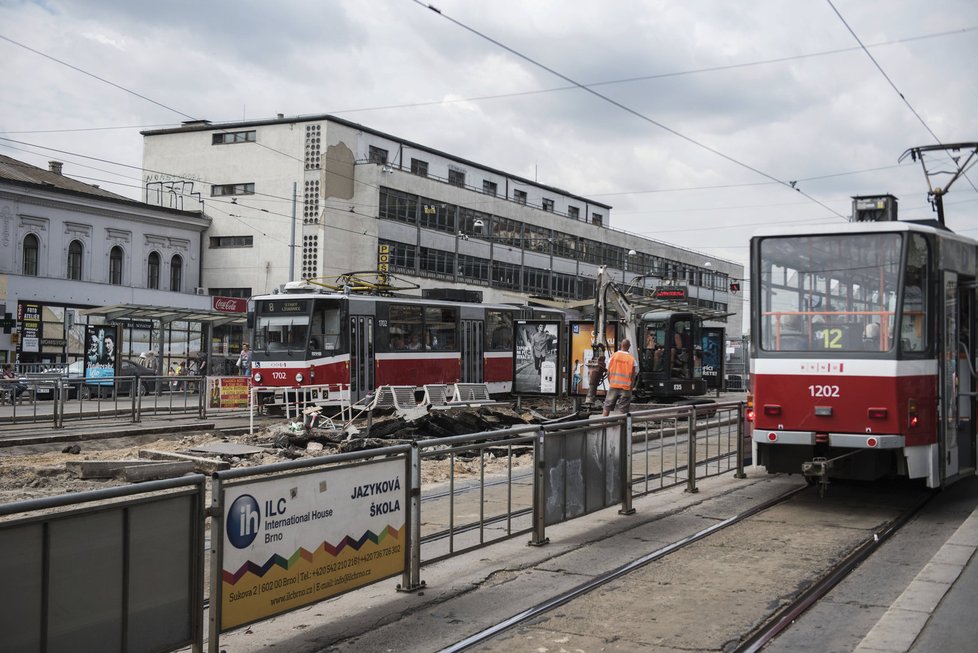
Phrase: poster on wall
[
  {"left": 701, "top": 327, "right": 725, "bottom": 391},
  {"left": 84, "top": 324, "right": 120, "bottom": 385},
  {"left": 513, "top": 320, "right": 561, "bottom": 396},
  {"left": 567, "top": 321, "right": 618, "bottom": 397}
]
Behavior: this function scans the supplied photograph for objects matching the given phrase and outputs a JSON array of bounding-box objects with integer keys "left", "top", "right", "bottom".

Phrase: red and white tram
[
  {"left": 750, "top": 214, "right": 977, "bottom": 488},
  {"left": 248, "top": 284, "right": 562, "bottom": 403}
]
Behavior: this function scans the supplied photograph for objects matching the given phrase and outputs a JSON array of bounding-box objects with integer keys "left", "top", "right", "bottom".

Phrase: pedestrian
[
  {"left": 584, "top": 345, "right": 607, "bottom": 407},
  {"left": 603, "top": 339, "right": 638, "bottom": 416},
  {"left": 236, "top": 343, "right": 252, "bottom": 377},
  {"left": 2, "top": 364, "right": 28, "bottom": 403}
]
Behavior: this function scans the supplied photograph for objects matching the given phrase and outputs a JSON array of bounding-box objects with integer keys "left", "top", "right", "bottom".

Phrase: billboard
[
  {"left": 219, "top": 458, "right": 407, "bottom": 630},
  {"left": 208, "top": 376, "right": 251, "bottom": 409},
  {"left": 513, "top": 320, "right": 561, "bottom": 395},
  {"left": 568, "top": 321, "right": 617, "bottom": 397},
  {"left": 84, "top": 324, "right": 120, "bottom": 385},
  {"left": 701, "top": 327, "right": 725, "bottom": 390}
]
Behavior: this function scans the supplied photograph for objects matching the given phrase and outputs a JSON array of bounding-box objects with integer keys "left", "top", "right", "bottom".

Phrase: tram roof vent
[
  {"left": 851, "top": 194, "right": 898, "bottom": 222},
  {"left": 422, "top": 288, "right": 484, "bottom": 303}
]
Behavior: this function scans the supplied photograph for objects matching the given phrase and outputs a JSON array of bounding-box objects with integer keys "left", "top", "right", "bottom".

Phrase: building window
[
  {"left": 109, "top": 246, "right": 124, "bottom": 285},
  {"left": 211, "top": 183, "right": 254, "bottom": 197},
  {"left": 22, "top": 234, "right": 39, "bottom": 276},
  {"left": 458, "top": 254, "right": 490, "bottom": 284},
  {"left": 208, "top": 287, "right": 252, "bottom": 298},
  {"left": 420, "top": 202, "right": 456, "bottom": 234},
  {"left": 147, "top": 251, "right": 161, "bottom": 289},
  {"left": 380, "top": 240, "right": 417, "bottom": 272},
  {"left": 542, "top": 198, "right": 554, "bottom": 212},
  {"left": 591, "top": 212, "right": 603, "bottom": 226},
  {"left": 67, "top": 239, "right": 83, "bottom": 280},
  {"left": 514, "top": 189, "right": 527, "bottom": 205},
  {"left": 379, "top": 188, "right": 418, "bottom": 225},
  {"left": 411, "top": 158, "right": 428, "bottom": 176},
  {"left": 483, "top": 180, "right": 497, "bottom": 196},
  {"left": 170, "top": 254, "right": 183, "bottom": 292},
  {"left": 212, "top": 130, "right": 256, "bottom": 145},
  {"left": 448, "top": 169, "right": 466, "bottom": 188},
  {"left": 369, "top": 146, "right": 388, "bottom": 165},
  {"left": 209, "top": 235, "right": 254, "bottom": 248},
  {"left": 567, "top": 205, "right": 580, "bottom": 220},
  {"left": 419, "top": 247, "right": 455, "bottom": 277}
]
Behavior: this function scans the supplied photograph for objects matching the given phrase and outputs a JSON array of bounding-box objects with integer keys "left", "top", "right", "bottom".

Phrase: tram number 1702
[{"left": 808, "top": 384, "right": 840, "bottom": 397}]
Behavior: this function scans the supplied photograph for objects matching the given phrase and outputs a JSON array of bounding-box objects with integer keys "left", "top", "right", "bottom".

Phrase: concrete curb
[{"left": 854, "top": 507, "right": 978, "bottom": 652}]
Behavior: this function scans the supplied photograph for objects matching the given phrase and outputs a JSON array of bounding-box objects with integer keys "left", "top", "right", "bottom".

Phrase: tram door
[
  {"left": 460, "top": 320, "right": 484, "bottom": 383},
  {"left": 955, "top": 278, "right": 976, "bottom": 476},
  {"left": 349, "top": 316, "right": 374, "bottom": 402}
]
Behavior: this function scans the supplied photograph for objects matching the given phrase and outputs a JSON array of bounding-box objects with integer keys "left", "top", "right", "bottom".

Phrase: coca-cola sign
[{"left": 212, "top": 296, "right": 247, "bottom": 313}]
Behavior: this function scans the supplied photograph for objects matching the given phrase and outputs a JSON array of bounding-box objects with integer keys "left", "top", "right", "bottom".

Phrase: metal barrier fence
[
  {"left": 0, "top": 375, "right": 239, "bottom": 428},
  {"left": 1, "top": 401, "right": 746, "bottom": 652},
  {"left": 0, "top": 476, "right": 207, "bottom": 653}
]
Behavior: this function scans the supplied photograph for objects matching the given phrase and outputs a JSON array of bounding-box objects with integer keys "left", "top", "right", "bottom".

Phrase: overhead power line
[{"left": 414, "top": 1, "right": 847, "bottom": 221}]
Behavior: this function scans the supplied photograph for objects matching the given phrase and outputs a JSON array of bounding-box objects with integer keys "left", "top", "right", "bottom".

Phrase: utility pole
[{"left": 289, "top": 182, "right": 297, "bottom": 282}]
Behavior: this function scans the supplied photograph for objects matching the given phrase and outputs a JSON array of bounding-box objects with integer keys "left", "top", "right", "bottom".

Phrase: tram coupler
[
  {"left": 801, "top": 457, "right": 832, "bottom": 497},
  {"left": 802, "top": 449, "right": 864, "bottom": 497}
]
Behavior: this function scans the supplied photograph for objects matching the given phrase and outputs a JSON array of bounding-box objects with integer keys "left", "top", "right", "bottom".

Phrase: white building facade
[
  {"left": 141, "top": 115, "right": 743, "bottom": 337},
  {"left": 0, "top": 155, "right": 245, "bottom": 371}
]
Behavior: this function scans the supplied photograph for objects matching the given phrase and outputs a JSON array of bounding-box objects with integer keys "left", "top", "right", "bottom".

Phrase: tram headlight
[
  {"left": 295, "top": 372, "right": 305, "bottom": 383},
  {"left": 253, "top": 373, "right": 263, "bottom": 384}
]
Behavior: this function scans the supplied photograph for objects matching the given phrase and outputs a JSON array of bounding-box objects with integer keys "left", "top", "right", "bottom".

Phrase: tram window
[
  {"left": 311, "top": 301, "right": 343, "bottom": 351},
  {"left": 487, "top": 310, "right": 514, "bottom": 351},
  {"left": 254, "top": 300, "right": 311, "bottom": 353},
  {"left": 390, "top": 305, "right": 423, "bottom": 350},
  {"left": 425, "top": 307, "right": 457, "bottom": 350},
  {"left": 758, "top": 233, "right": 901, "bottom": 352},
  {"left": 900, "top": 234, "right": 929, "bottom": 353}
]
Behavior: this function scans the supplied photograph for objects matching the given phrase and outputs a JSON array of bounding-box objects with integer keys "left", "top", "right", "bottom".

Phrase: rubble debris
[
  {"left": 67, "top": 459, "right": 158, "bottom": 479},
  {"left": 117, "top": 461, "right": 196, "bottom": 483},
  {"left": 139, "top": 449, "right": 231, "bottom": 473}
]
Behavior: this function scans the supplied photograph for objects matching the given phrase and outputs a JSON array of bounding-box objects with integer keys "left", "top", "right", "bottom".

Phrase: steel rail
[
  {"left": 733, "top": 489, "right": 936, "bottom": 653},
  {"left": 438, "top": 484, "right": 808, "bottom": 653}
]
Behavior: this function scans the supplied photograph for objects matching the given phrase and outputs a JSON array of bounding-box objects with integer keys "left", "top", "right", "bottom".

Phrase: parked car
[{"left": 35, "top": 360, "right": 158, "bottom": 400}]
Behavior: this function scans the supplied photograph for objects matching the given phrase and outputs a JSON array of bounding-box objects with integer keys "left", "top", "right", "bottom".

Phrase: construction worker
[{"left": 603, "top": 338, "right": 638, "bottom": 416}]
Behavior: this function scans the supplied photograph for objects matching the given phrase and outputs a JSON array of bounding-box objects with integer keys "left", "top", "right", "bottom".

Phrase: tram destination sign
[{"left": 257, "top": 299, "right": 309, "bottom": 314}]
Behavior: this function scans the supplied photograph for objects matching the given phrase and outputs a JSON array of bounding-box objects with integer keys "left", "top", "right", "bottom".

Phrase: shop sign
[{"left": 213, "top": 296, "right": 247, "bottom": 313}]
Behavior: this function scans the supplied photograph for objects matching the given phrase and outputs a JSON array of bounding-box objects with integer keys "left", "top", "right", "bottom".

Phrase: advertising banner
[
  {"left": 701, "top": 327, "right": 725, "bottom": 390},
  {"left": 220, "top": 458, "right": 407, "bottom": 630},
  {"left": 568, "top": 321, "right": 617, "bottom": 397},
  {"left": 18, "top": 302, "right": 40, "bottom": 353},
  {"left": 84, "top": 324, "right": 120, "bottom": 385},
  {"left": 513, "top": 320, "right": 561, "bottom": 395},
  {"left": 208, "top": 376, "right": 251, "bottom": 409}
]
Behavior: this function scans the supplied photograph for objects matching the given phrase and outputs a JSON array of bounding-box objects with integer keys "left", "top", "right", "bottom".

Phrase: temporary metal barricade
[{"left": 0, "top": 475, "right": 207, "bottom": 653}]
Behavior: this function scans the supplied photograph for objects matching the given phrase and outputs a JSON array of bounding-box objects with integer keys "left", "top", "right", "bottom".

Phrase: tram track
[
  {"left": 734, "top": 489, "right": 936, "bottom": 653},
  {"left": 433, "top": 478, "right": 933, "bottom": 653}
]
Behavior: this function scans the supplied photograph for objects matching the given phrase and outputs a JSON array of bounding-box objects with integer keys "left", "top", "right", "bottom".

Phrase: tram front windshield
[
  {"left": 254, "top": 298, "right": 345, "bottom": 355},
  {"left": 757, "top": 233, "right": 904, "bottom": 353}
]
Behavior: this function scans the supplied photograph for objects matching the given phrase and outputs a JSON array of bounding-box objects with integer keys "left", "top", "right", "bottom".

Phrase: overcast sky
[{"left": 2, "top": 0, "right": 977, "bottom": 287}]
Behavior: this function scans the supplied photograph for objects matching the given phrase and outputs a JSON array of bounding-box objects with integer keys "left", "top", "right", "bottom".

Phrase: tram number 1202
[{"left": 808, "top": 384, "right": 840, "bottom": 397}]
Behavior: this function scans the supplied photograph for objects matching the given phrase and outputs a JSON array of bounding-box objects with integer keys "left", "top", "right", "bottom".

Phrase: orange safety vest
[{"left": 606, "top": 351, "right": 636, "bottom": 389}]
